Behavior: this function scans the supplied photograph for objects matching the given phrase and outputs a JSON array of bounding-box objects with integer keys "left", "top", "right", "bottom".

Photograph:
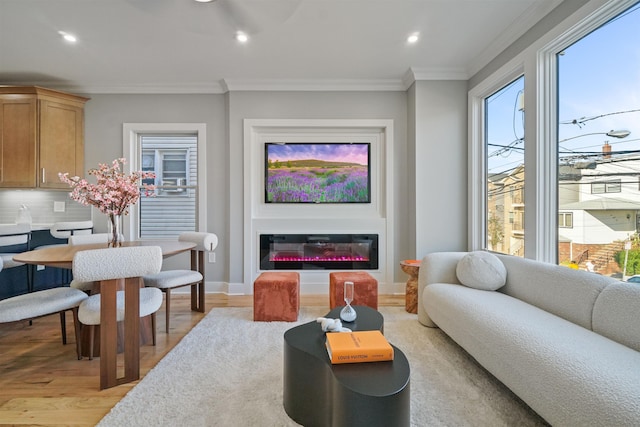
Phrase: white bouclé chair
[
  {"left": 37, "top": 221, "right": 95, "bottom": 284},
  {"left": 73, "top": 246, "right": 163, "bottom": 389},
  {"left": 0, "top": 257, "right": 88, "bottom": 360},
  {"left": 49, "top": 220, "right": 94, "bottom": 240},
  {"left": 36, "top": 221, "right": 95, "bottom": 250},
  {"left": 143, "top": 232, "right": 218, "bottom": 333},
  {"left": 67, "top": 233, "right": 115, "bottom": 293},
  {"left": 0, "top": 223, "right": 32, "bottom": 292},
  {"left": 68, "top": 233, "right": 111, "bottom": 246}
]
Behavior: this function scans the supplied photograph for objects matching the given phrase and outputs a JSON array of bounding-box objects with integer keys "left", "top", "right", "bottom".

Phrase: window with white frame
[
  {"left": 556, "top": 2, "right": 639, "bottom": 268},
  {"left": 123, "top": 124, "right": 206, "bottom": 240},
  {"left": 590, "top": 180, "right": 622, "bottom": 194},
  {"left": 139, "top": 136, "right": 197, "bottom": 238},
  {"left": 142, "top": 146, "right": 190, "bottom": 196},
  {"left": 485, "top": 76, "right": 525, "bottom": 256},
  {"left": 470, "top": 0, "right": 639, "bottom": 266},
  {"left": 558, "top": 212, "right": 573, "bottom": 228}
]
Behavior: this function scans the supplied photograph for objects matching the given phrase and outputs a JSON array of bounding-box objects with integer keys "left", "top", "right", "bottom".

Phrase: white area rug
[{"left": 98, "top": 307, "right": 548, "bottom": 426}]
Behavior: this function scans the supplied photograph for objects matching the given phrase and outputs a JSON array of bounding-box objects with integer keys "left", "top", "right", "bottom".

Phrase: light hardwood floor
[{"left": 0, "top": 294, "right": 404, "bottom": 426}]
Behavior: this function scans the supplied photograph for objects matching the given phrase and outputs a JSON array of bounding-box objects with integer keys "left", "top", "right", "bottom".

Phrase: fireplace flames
[{"left": 270, "top": 254, "right": 369, "bottom": 262}]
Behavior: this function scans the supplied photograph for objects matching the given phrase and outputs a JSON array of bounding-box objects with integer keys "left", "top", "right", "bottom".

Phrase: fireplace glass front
[{"left": 260, "top": 234, "right": 378, "bottom": 270}]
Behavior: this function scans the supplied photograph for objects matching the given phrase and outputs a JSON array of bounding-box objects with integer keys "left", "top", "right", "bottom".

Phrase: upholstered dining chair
[
  {"left": 35, "top": 221, "right": 95, "bottom": 251},
  {"left": 0, "top": 257, "right": 88, "bottom": 360},
  {"left": 50, "top": 220, "right": 94, "bottom": 240},
  {"left": 36, "top": 221, "right": 95, "bottom": 284},
  {"left": 0, "top": 223, "right": 32, "bottom": 292},
  {"left": 68, "top": 233, "right": 112, "bottom": 246},
  {"left": 67, "top": 233, "right": 114, "bottom": 293},
  {"left": 143, "top": 232, "right": 218, "bottom": 333},
  {"left": 72, "top": 246, "right": 163, "bottom": 389}
]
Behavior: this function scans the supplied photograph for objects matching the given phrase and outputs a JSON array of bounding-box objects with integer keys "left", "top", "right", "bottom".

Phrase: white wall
[
  {"left": 226, "top": 91, "right": 409, "bottom": 288},
  {"left": 83, "top": 93, "right": 227, "bottom": 281},
  {"left": 78, "top": 87, "right": 469, "bottom": 293},
  {"left": 412, "top": 81, "right": 468, "bottom": 257}
]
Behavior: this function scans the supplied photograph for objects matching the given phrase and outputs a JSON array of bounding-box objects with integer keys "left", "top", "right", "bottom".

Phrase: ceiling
[{"left": 0, "top": 0, "right": 563, "bottom": 94}]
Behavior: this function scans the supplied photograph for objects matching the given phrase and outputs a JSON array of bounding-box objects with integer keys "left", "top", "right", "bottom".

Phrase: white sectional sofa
[{"left": 418, "top": 251, "right": 640, "bottom": 426}]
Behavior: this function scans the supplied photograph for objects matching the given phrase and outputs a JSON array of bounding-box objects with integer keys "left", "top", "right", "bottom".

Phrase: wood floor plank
[{"left": 0, "top": 293, "right": 405, "bottom": 426}]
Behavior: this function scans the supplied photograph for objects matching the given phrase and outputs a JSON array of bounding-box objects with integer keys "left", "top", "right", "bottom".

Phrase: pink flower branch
[{"left": 59, "top": 158, "right": 156, "bottom": 215}]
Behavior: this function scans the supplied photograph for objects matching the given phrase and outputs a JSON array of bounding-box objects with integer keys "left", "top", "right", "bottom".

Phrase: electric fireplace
[{"left": 260, "top": 234, "right": 378, "bottom": 270}]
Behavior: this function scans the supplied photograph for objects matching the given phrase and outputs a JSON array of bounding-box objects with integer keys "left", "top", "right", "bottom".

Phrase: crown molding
[
  {"left": 221, "top": 78, "right": 406, "bottom": 92},
  {"left": 7, "top": 67, "right": 475, "bottom": 95},
  {"left": 402, "top": 67, "right": 469, "bottom": 89},
  {"left": 466, "top": 0, "right": 565, "bottom": 78},
  {"left": 4, "top": 81, "right": 228, "bottom": 95}
]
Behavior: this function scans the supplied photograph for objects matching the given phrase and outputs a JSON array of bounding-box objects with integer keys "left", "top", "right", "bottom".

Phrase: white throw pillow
[{"left": 456, "top": 251, "right": 507, "bottom": 291}]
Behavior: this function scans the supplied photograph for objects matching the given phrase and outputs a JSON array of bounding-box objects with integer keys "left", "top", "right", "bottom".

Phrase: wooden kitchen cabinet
[{"left": 0, "top": 86, "right": 89, "bottom": 189}]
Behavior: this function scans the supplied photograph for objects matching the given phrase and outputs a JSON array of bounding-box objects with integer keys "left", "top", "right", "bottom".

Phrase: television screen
[{"left": 265, "top": 142, "right": 371, "bottom": 203}]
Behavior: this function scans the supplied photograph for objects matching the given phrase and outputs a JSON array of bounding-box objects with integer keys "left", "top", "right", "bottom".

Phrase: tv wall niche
[
  {"left": 264, "top": 142, "right": 371, "bottom": 204},
  {"left": 243, "top": 119, "right": 395, "bottom": 295}
]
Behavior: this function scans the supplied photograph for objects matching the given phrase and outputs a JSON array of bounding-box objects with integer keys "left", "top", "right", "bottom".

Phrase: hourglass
[{"left": 339, "top": 281, "right": 357, "bottom": 322}]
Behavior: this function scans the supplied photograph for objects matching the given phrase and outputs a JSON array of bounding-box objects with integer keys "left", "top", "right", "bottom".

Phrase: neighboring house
[
  {"left": 487, "top": 165, "right": 524, "bottom": 256},
  {"left": 558, "top": 150, "right": 640, "bottom": 269},
  {"left": 489, "top": 149, "right": 640, "bottom": 270}
]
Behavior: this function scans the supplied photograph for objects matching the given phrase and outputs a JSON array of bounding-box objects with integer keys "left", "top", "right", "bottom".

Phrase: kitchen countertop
[
  {"left": 1, "top": 221, "right": 96, "bottom": 235},
  {"left": 0, "top": 223, "right": 54, "bottom": 231},
  {"left": 30, "top": 223, "right": 54, "bottom": 231}
]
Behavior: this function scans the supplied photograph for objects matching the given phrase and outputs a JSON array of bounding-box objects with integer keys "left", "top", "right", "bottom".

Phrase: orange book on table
[{"left": 325, "top": 330, "right": 394, "bottom": 364}]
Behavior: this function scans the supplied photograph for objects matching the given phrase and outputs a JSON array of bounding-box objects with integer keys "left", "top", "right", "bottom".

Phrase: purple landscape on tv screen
[{"left": 265, "top": 143, "right": 371, "bottom": 203}]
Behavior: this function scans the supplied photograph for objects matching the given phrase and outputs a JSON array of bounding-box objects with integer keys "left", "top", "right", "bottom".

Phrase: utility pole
[{"left": 623, "top": 240, "right": 631, "bottom": 281}]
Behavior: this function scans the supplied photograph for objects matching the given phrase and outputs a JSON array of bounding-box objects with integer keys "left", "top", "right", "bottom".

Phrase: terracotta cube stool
[
  {"left": 253, "top": 272, "right": 300, "bottom": 322},
  {"left": 329, "top": 271, "right": 378, "bottom": 310}
]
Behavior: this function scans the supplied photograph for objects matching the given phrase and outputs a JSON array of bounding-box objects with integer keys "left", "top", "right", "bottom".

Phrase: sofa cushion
[
  {"left": 456, "top": 251, "right": 506, "bottom": 291},
  {"left": 495, "top": 254, "right": 617, "bottom": 330},
  {"left": 592, "top": 281, "right": 640, "bottom": 352}
]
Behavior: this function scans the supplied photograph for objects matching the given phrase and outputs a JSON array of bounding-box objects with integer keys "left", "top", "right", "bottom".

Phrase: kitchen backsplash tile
[{"left": 0, "top": 190, "right": 90, "bottom": 224}]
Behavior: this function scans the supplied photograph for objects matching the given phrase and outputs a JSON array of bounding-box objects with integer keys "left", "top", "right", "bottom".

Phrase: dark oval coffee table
[{"left": 283, "top": 306, "right": 410, "bottom": 427}]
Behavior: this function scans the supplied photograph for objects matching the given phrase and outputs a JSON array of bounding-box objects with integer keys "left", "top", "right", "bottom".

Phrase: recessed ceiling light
[
  {"left": 236, "top": 32, "right": 249, "bottom": 43},
  {"left": 58, "top": 31, "right": 77, "bottom": 43},
  {"left": 194, "top": 0, "right": 214, "bottom": 2},
  {"left": 407, "top": 33, "right": 419, "bottom": 44}
]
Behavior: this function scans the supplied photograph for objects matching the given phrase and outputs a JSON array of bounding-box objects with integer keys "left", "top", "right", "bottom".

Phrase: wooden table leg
[
  {"left": 99, "top": 277, "right": 141, "bottom": 390},
  {"left": 100, "top": 279, "right": 119, "bottom": 390},
  {"left": 191, "top": 250, "right": 205, "bottom": 313},
  {"left": 123, "top": 277, "right": 140, "bottom": 384}
]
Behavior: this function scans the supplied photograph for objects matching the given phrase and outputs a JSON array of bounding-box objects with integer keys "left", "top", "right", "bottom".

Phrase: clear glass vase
[{"left": 107, "top": 213, "right": 123, "bottom": 247}]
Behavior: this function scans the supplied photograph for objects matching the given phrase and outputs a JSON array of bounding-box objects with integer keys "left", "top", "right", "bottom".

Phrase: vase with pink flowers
[{"left": 59, "top": 158, "right": 156, "bottom": 247}]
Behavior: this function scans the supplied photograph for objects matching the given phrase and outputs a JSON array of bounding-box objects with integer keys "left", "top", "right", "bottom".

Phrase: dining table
[
  {"left": 13, "top": 239, "right": 195, "bottom": 270},
  {"left": 13, "top": 239, "right": 196, "bottom": 389}
]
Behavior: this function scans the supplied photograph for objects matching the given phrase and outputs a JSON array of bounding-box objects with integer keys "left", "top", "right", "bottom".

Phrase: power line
[
  {"left": 560, "top": 108, "right": 640, "bottom": 127},
  {"left": 487, "top": 140, "right": 524, "bottom": 158},
  {"left": 559, "top": 137, "right": 640, "bottom": 152}
]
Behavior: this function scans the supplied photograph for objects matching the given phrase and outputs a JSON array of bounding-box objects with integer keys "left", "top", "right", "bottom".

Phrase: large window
[
  {"left": 123, "top": 124, "right": 207, "bottom": 240},
  {"left": 485, "top": 76, "right": 525, "bottom": 256},
  {"left": 556, "top": 3, "right": 640, "bottom": 273},
  {"left": 470, "top": 0, "right": 639, "bottom": 271}
]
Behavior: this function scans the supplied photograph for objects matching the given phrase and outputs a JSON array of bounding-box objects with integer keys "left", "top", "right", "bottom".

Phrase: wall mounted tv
[{"left": 265, "top": 142, "right": 371, "bottom": 203}]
